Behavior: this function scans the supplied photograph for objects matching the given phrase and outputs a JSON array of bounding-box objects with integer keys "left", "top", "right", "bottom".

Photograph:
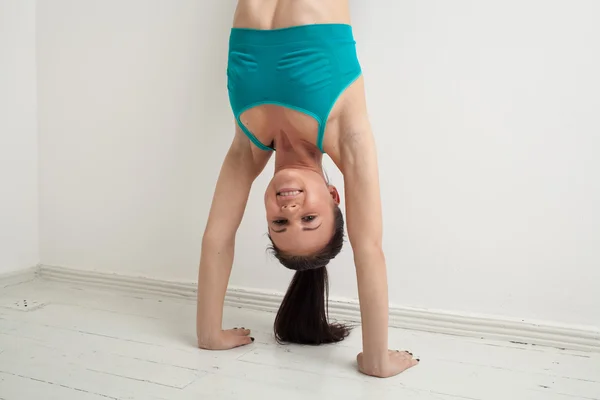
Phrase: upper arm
[
  {"left": 336, "top": 78, "right": 383, "bottom": 252},
  {"left": 341, "top": 123, "right": 383, "bottom": 252},
  {"left": 203, "top": 126, "right": 272, "bottom": 243}
]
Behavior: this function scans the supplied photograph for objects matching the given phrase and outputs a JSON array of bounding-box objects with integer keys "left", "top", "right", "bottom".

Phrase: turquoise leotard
[{"left": 227, "top": 24, "right": 362, "bottom": 152}]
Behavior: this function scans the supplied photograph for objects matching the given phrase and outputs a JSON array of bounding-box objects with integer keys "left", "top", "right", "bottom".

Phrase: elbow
[
  {"left": 201, "top": 230, "right": 235, "bottom": 251},
  {"left": 349, "top": 233, "right": 384, "bottom": 255},
  {"left": 347, "top": 226, "right": 383, "bottom": 255},
  {"left": 352, "top": 241, "right": 385, "bottom": 261}
]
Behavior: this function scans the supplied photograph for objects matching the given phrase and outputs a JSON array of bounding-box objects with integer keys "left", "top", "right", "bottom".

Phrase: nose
[{"left": 281, "top": 203, "right": 299, "bottom": 213}]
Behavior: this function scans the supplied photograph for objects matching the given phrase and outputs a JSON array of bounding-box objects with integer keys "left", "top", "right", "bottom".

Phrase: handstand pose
[{"left": 196, "top": 0, "right": 418, "bottom": 378}]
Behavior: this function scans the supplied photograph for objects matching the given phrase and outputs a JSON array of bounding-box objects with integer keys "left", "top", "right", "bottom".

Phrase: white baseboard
[
  {"left": 0, "top": 266, "right": 39, "bottom": 288},
  {"left": 37, "top": 265, "right": 599, "bottom": 353}
]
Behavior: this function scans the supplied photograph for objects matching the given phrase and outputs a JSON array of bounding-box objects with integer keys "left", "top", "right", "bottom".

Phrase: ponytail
[{"left": 274, "top": 267, "right": 349, "bottom": 344}]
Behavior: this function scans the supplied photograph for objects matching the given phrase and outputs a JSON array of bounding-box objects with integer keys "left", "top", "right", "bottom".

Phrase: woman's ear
[{"left": 328, "top": 186, "right": 341, "bottom": 205}]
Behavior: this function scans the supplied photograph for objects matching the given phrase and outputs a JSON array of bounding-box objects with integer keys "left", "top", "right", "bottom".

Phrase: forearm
[
  {"left": 354, "top": 246, "right": 389, "bottom": 364},
  {"left": 196, "top": 235, "right": 235, "bottom": 342}
]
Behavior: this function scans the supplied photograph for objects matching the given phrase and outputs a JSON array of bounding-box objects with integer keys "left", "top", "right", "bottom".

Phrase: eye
[
  {"left": 273, "top": 219, "right": 288, "bottom": 226},
  {"left": 302, "top": 215, "right": 317, "bottom": 223}
]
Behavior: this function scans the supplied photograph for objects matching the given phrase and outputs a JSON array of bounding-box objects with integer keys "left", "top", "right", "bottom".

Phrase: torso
[{"left": 231, "top": 0, "right": 367, "bottom": 168}]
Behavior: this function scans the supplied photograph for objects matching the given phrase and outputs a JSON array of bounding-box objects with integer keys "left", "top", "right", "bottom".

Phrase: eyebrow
[{"left": 271, "top": 224, "right": 322, "bottom": 234}]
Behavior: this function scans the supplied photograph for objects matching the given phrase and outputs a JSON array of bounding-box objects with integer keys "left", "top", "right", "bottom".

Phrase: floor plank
[{"left": 0, "top": 371, "right": 118, "bottom": 400}]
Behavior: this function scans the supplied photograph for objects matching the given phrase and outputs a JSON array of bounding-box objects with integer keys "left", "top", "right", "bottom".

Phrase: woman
[{"left": 196, "top": 0, "right": 419, "bottom": 378}]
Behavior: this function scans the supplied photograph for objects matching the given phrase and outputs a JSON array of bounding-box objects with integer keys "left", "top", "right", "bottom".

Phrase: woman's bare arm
[
  {"left": 340, "top": 117, "right": 390, "bottom": 368},
  {"left": 339, "top": 79, "right": 418, "bottom": 377},
  {"left": 197, "top": 126, "right": 271, "bottom": 349}
]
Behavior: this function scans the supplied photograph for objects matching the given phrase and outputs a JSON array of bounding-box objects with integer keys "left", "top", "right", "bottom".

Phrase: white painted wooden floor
[{"left": 0, "top": 279, "right": 598, "bottom": 400}]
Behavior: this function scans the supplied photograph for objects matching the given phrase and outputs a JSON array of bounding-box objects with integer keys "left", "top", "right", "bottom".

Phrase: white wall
[
  {"left": 37, "top": 1, "right": 600, "bottom": 327},
  {"left": 0, "top": 0, "right": 38, "bottom": 274}
]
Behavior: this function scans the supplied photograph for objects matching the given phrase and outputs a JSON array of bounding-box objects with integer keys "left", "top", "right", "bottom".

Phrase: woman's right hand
[
  {"left": 357, "top": 349, "right": 419, "bottom": 378},
  {"left": 197, "top": 328, "right": 255, "bottom": 350}
]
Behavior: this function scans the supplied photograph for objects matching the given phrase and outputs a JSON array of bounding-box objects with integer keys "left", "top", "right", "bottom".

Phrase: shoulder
[{"left": 323, "top": 75, "right": 373, "bottom": 167}]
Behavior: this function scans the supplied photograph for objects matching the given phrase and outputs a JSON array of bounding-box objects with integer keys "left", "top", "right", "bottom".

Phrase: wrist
[
  {"left": 362, "top": 348, "right": 388, "bottom": 362},
  {"left": 196, "top": 316, "right": 221, "bottom": 343},
  {"left": 357, "top": 349, "right": 390, "bottom": 377},
  {"left": 197, "top": 327, "right": 221, "bottom": 346},
  {"left": 361, "top": 330, "right": 389, "bottom": 361}
]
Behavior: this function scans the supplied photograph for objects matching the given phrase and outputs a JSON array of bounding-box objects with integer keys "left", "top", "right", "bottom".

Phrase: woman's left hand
[{"left": 356, "top": 349, "right": 419, "bottom": 378}]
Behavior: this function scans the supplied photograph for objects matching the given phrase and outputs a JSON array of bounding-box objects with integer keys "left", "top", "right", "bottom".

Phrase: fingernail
[
  {"left": 416, "top": 358, "right": 420, "bottom": 362},
  {"left": 250, "top": 337, "right": 255, "bottom": 342},
  {"left": 234, "top": 327, "right": 238, "bottom": 329},
  {"left": 241, "top": 327, "right": 245, "bottom": 329}
]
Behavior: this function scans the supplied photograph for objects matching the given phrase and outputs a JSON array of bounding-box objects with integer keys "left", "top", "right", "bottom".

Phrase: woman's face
[{"left": 265, "top": 168, "right": 340, "bottom": 255}]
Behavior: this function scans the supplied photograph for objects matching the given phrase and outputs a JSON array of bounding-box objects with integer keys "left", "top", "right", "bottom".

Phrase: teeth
[{"left": 278, "top": 190, "right": 301, "bottom": 196}]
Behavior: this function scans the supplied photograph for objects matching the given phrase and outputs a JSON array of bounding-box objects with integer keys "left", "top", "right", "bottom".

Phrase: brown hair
[{"left": 268, "top": 206, "right": 350, "bottom": 344}]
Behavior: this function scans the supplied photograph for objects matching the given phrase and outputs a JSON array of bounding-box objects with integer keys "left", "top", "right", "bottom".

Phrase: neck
[{"left": 274, "top": 130, "right": 324, "bottom": 176}]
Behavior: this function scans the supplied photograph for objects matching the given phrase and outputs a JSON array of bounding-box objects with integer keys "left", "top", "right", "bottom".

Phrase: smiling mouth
[{"left": 277, "top": 189, "right": 303, "bottom": 197}]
